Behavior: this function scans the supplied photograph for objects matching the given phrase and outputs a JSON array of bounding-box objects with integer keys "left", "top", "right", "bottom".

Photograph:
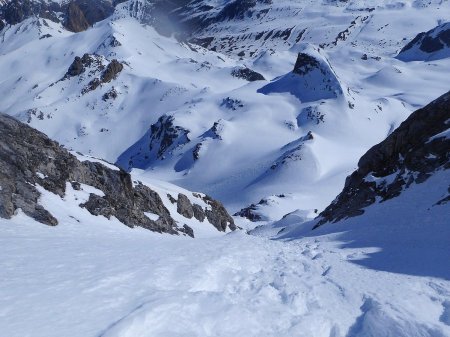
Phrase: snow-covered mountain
[
  {"left": 1, "top": 1, "right": 450, "bottom": 336},
  {"left": 1, "top": 0, "right": 449, "bottom": 220}
]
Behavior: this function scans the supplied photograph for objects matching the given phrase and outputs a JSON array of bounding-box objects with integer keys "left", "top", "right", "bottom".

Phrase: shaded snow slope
[{"left": 278, "top": 169, "right": 450, "bottom": 280}]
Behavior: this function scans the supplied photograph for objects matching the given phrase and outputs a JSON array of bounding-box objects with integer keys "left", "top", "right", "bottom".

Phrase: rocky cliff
[
  {"left": 316, "top": 91, "right": 450, "bottom": 227},
  {"left": 0, "top": 0, "right": 116, "bottom": 32},
  {"left": 0, "top": 113, "right": 235, "bottom": 236}
]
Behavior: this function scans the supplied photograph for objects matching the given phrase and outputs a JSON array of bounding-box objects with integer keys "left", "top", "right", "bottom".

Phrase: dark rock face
[
  {"left": 115, "top": 115, "right": 191, "bottom": 171},
  {"left": 101, "top": 59, "right": 124, "bottom": 83},
  {"left": 150, "top": 115, "right": 190, "bottom": 159},
  {"left": 293, "top": 53, "right": 321, "bottom": 76},
  {"left": 398, "top": 22, "right": 450, "bottom": 61},
  {"left": 316, "top": 91, "right": 450, "bottom": 227},
  {"left": 234, "top": 203, "right": 263, "bottom": 222},
  {"left": 202, "top": 195, "right": 236, "bottom": 232},
  {"left": 177, "top": 193, "right": 194, "bottom": 219},
  {"left": 65, "top": 53, "right": 103, "bottom": 78},
  {"left": 0, "top": 112, "right": 177, "bottom": 233},
  {"left": 0, "top": 0, "right": 115, "bottom": 33},
  {"left": 192, "top": 204, "right": 206, "bottom": 222},
  {"left": 0, "top": 113, "right": 236, "bottom": 236},
  {"left": 65, "top": 54, "right": 123, "bottom": 94},
  {"left": 231, "top": 67, "right": 265, "bottom": 81},
  {"left": 67, "top": 56, "right": 85, "bottom": 77},
  {"left": 64, "top": 1, "right": 89, "bottom": 33},
  {"left": 0, "top": 0, "right": 60, "bottom": 26}
]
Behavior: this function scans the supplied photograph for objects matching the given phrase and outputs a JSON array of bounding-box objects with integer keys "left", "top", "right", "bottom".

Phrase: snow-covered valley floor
[{"left": 2, "top": 212, "right": 449, "bottom": 337}]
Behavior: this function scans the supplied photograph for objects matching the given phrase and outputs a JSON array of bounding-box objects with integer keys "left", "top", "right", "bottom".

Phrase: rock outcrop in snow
[
  {"left": 0, "top": 113, "right": 235, "bottom": 236},
  {"left": 258, "top": 46, "right": 345, "bottom": 103},
  {"left": 397, "top": 22, "right": 450, "bottom": 61},
  {"left": 315, "top": 91, "right": 450, "bottom": 227}
]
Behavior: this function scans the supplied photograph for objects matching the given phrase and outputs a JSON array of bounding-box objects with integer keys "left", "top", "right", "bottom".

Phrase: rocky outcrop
[
  {"left": 315, "top": 91, "right": 450, "bottom": 227},
  {"left": 66, "top": 56, "right": 85, "bottom": 77},
  {"left": 397, "top": 22, "right": 450, "bottom": 61},
  {"left": 258, "top": 45, "right": 345, "bottom": 103},
  {"left": 231, "top": 67, "right": 265, "bottom": 82},
  {"left": 202, "top": 195, "right": 237, "bottom": 232},
  {"left": 175, "top": 192, "right": 235, "bottom": 231},
  {"left": 234, "top": 203, "right": 263, "bottom": 222},
  {"left": 64, "top": 1, "right": 89, "bottom": 33},
  {"left": 64, "top": 54, "right": 123, "bottom": 94},
  {"left": 116, "top": 115, "right": 191, "bottom": 171},
  {"left": 101, "top": 59, "right": 123, "bottom": 83},
  {"left": 0, "top": 113, "right": 236, "bottom": 236},
  {"left": 0, "top": 0, "right": 115, "bottom": 33},
  {"left": 177, "top": 193, "right": 194, "bottom": 219}
]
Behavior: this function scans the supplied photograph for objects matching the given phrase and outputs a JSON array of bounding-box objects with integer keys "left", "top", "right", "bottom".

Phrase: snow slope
[
  {"left": 278, "top": 169, "right": 450, "bottom": 277},
  {"left": 1, "top": 202, "right": 450, "bottom": 337}
]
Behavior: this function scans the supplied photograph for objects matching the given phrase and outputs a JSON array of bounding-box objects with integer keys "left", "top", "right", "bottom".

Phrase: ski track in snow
[{"left": 1, "top": 215, "right": 449, "bottom": 337}]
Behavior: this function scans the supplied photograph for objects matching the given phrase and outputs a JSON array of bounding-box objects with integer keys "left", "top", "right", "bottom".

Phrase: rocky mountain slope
[
  {"left": 0, "top": 0, "right": 117, "bottom": 32},
  {"left": 316, "top": 90, "right": 450, "bottom": 227},
  {"left": 274, "top": 91, "right": 450, "bottom": 280},
  {"left": 0, "top": 113, "right": 235, "bottom": 237}
]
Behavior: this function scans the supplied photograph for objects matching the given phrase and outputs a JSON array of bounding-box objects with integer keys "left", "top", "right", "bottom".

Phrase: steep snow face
[
  {"left": 315, "top": 90, "right": 450, "bottom": 227},
  {"left": 397, "top": 22, "right": 450, "bottom": 61},
  {"left": 1, "top": 199, "right": 450, "bottom": 337},
  {"left": 1, "top": 0, "right": 450, "bottom": 219}
]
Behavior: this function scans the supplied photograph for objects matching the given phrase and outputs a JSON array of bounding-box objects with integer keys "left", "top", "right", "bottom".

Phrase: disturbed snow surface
[
  {"left": 1, "top": 163, "right": 449, "bottom": 337},
  {"left": 2, "top": 209, "right": 450, "bottom": 336}
]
